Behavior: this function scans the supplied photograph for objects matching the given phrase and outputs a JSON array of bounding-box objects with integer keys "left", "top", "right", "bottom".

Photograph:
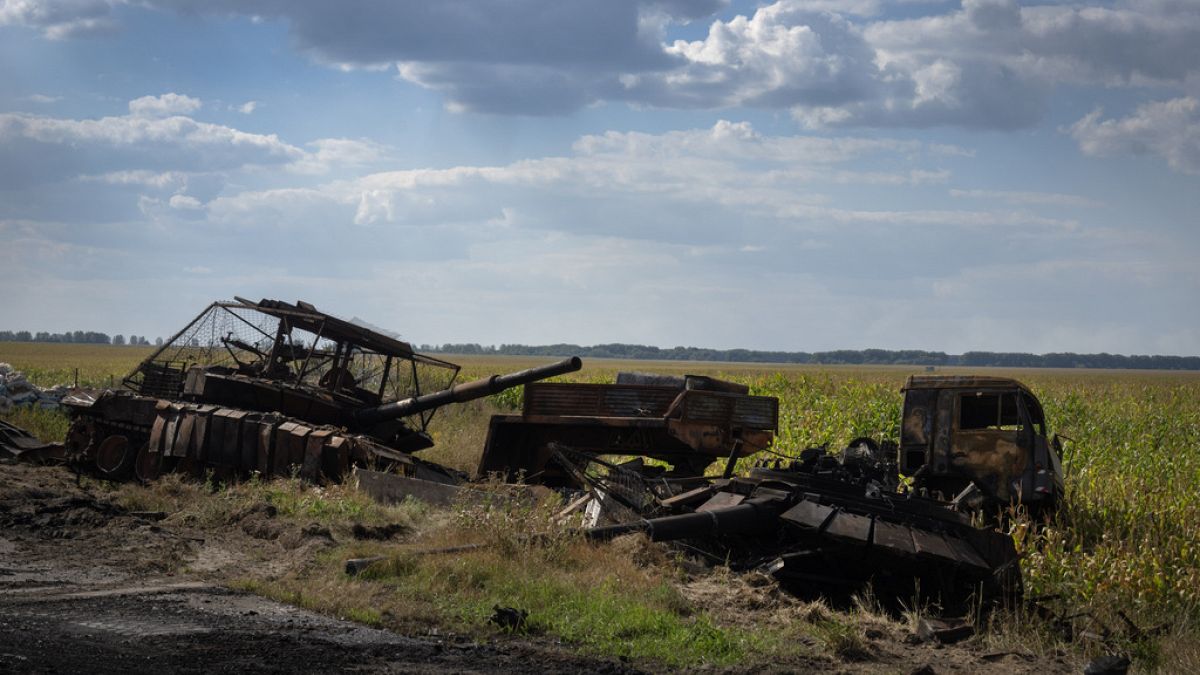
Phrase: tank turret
[{"left": 60, "top": 298, "right": 582, "bottom": 484}]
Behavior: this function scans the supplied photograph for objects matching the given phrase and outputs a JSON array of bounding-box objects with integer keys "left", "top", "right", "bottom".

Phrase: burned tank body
[
  {"left": 582, "top": 443, "right": 1022, "bottom": 610},
  {"left": 61, "top": 298, "right": 581, "bottom": 483}
]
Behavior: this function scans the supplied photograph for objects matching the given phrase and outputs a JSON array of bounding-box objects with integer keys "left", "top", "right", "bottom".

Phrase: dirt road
[{"left": 0, "top": 462, "right": 638, "bottom": 674}]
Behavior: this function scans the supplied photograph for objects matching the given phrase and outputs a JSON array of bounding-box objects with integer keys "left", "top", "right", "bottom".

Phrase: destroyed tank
[
  {"left": 61, "top": 298, "right": 581, "bottom": 484},
  {"left": 579, "top": 441, "right": 1022, "bottom": 610}
]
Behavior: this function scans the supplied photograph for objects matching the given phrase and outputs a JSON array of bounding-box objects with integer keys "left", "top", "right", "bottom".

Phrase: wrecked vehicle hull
[
  {"left": 478, "top": 372, "right": 779, "bottom": 483},
  {"left": 582, "top": 455, "right": 1022, "bottom": 610},
  {"left": 51, "top": 297, "right": 581, "bottom": 484}
]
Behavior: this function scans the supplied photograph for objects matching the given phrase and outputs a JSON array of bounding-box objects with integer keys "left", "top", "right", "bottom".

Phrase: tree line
[
  {"left": 0, "top": 331, "right": 161, "bottom": 346},
  {"left": 419, "top": 343, "right": 1200, "bottom": 371}
]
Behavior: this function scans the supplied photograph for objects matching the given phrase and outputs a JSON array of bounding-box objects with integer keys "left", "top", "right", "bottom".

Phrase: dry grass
[{"left": 4, "top": 344, "right": 1198, "bottom": 669}]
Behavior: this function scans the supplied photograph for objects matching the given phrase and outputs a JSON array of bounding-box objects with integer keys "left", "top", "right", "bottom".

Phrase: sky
[{"left": 0, "top": 0, "right": 1197, "bottom": 355}]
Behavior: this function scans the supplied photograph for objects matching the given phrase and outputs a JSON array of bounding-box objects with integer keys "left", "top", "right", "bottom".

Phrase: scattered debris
[
  {"left": 1084, "top": 655, "right": 1130, "bottom": 675},
  {"left": 0, "top": 418, "right": 64, "bottom": 461},
  {"left": 489, "top": 605, "right": 529, "bottom": 633},
  {"left": 344, "top": 556, "right": 387, "bottom": 576},
  {"left": 0, "top": 362, "right": 70, "bottom": 414},
  {"left": 916, "top": 617, "right": 974, "bottom": 645}
]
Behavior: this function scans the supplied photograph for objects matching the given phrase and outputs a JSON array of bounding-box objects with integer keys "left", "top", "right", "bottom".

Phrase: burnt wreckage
[
  {"left": 480, "top": 373, "right": 1063, "bottom": 606},
  {"left": 57, "top": 298, "right": 580, "bottom": 483},
  {"left": 3, "top": 297, "right": 1063, "bottom": 608}
]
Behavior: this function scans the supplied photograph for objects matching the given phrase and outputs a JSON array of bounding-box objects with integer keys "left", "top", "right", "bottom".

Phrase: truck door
[{"left": 949, "top": 389, "right": 1028, "bottom": 502}]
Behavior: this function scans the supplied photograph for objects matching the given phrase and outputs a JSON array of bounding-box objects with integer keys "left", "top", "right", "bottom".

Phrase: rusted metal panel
[
  {"left": 302, "top": 429, "right": 333, "bottom": 481},
  {"left": 175, "top": 412, "right": 196, "bottom": 460},
  {"left": 272, "top": 422, "right": 299, "bottom": 475},
  {"left": 148, "top": 413, "right": 167, "bottom": 455},
  {"left": 211, "top": 409, "right": 246, "bottom": 469},
  {"left": 190, "top": 405, "right": 215, "bottom": 463},
  {"left": 523, "top": 383, "right": 678, "bottom": 418},
  {"left": 322, "top": 435, "right": 350, "bottom": 481},
  {"left": 677, "top": 392, "right": 735, "bottom": 424},
  {"left": 732, "top": 395, "right": 779, "bottom": 430},
  {"left": 949, "top": 431, "right": 1026, "bottom": 501},
  {"left": 256, "top": 417, "right": 276, "bottom": 475},
  {"left": 163, "top": 405, "right": 186, "bottom": 458}
]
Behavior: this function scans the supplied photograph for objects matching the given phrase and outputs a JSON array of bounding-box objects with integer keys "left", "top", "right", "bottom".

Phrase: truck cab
[{"left": 899, "top": 376, "right": 1063, "bottom": 516}]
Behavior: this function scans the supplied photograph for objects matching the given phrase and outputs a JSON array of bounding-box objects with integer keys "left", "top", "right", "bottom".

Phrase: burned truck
[
  {"left": 60, "top": 298, "right": 581, "bottom": 484},
  {"left": 477, "top": 372, "right": 778, "bottom": 485},
  {"left": 899, "top": 375, "right": 1064, "bottom": 517}
]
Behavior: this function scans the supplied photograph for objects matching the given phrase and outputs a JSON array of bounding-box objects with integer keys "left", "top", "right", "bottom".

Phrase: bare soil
[
  {"left": 0, "top": 461, "right": 1080, "bottom": 673},
  {"left": 0, "top": 462, "right": 639, "bottom": 674}
]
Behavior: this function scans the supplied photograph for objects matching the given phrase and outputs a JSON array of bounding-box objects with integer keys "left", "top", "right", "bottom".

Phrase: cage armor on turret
[{"left": 59, "top": 297, "right": 582, "bottom": 485}]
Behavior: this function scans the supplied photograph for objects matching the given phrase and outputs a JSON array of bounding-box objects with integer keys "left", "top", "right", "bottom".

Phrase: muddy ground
[
  {"left": 0, "top": 460, "right": 1080, "bottom": 674},
  {"left": 0, "top": 461, "right": 643, "bottom": 674}
]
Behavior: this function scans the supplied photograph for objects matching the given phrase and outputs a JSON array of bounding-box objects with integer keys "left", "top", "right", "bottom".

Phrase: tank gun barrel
[
  {"left": 583, "top": 497, "right": 784, "bottom": 542},
  {"left": 355, "top": 356, "right": 582, "bottom": 426}
]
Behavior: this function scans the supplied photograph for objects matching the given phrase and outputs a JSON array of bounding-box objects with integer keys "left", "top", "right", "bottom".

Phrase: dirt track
[{"left": 0, "top": 462, "right": 639, "bottom": 674}]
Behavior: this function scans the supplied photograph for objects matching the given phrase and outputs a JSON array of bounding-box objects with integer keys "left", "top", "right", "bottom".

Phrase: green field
[{"left": 3, "top": 342, "right": 1199, "bottom": 668}]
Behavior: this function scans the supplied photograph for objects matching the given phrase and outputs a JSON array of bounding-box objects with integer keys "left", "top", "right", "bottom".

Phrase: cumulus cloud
[
  {"left": 167, "top": 194, "right": 202, "bottom": 210},
  {"left": 6, "top": 0, "right": 1200, "bottom": 128},
  {"left": 128, "top": 93, "right": 203, "bottom": 117},
  {"left": 1068, "top": 98, "right": 1200, "bottom": 174},
  {"left": 0, "top": 0, "right": 118, "bottom": 38},
  {"left": 0, "top": 96, "right": 305, "bottom": 180},
  {"left": 205, "top": 120, "right": 1079, "bottom": 244},
  {"left": 289, "top": 137, "right": 393, "bottom": 174}
]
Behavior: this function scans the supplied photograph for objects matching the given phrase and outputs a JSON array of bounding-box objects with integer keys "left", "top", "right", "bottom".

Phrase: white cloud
[
  {"left": 0, "top": 0, "right": 119, "bottom": 38},
  {"left": 236, "top": 101, "right": 257, "bottom": 114},
  {"left": 8, "top": 1, "right": 1200, "bottom": 129},
  {"left": 0, "top": 98, "right": 305, "bottom": 176},
  {"left": 949, "top": 189, "right": 1103, "bottom": 208},
  {"left": 168, "top": 194, "right": 202, "bottom": 210},
  {"left": 24, "top": 93, "right": 62, "bottom": 103},
  {"left": 207, "top": 121, "right": 1083, "bottom": 241},
  {"left": 128, "top": 93, "right": 202, "bottom": 117},
  {"left": 78, "top": 169, "right": 187, "bottom": 189},
  {"left": 290, "top": 137, "right": 392, "bottom": 174},
  {"left": 1068, "top": 97, "right": 1200, "bottom": 174}
]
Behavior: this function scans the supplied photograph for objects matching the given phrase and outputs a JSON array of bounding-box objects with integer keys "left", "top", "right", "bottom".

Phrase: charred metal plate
[
  {"left": 942, "top": 535, "right": 991, "bottom": 572},
  {"left": 697, "top": 491, "right": 745, "bottom": 512},
  {"left": 871, "top": 519, "right": 917, "bottom": 557},
  {"left": 303, "top": 429, "right": 333, "bottom": 480},
  {"left": 824, "top": 509, "right": 872, "bottom": 546},
  {"left": 912, "top": 529, "right": 959, "bottom": 564},
  {"left": 175, "top": 414, "right": 196, "bottom": 459},
  {"left": 148, "top": 414, "right": 166, "bottom": 454},
  {"left": 780, "top": 500, "right": 835, "bottom": 531}
]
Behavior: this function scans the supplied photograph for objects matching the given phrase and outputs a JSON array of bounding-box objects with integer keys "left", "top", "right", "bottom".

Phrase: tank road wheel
[
  {"left": 94, "top": 434, "right": 134, "bottom": 479},
  {"left": 133, "top": 443, "right": 161, "bottom": 484}
]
